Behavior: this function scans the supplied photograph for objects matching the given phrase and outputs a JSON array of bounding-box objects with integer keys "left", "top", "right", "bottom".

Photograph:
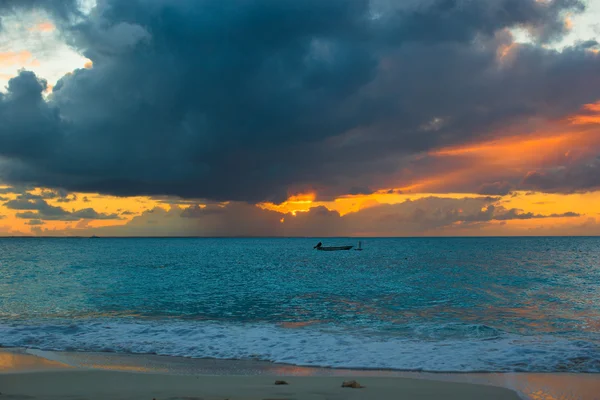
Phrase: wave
[{"left": 1, "top": 319, "right": 598, "bottom": 373}]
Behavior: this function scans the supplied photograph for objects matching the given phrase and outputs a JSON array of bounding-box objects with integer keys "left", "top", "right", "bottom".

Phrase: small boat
[
  {"left": 317, "top": 245, "right": 354, "bottom": 251},
  {"left": 314, "top": 242, "right": 353, "bottom": 251}
]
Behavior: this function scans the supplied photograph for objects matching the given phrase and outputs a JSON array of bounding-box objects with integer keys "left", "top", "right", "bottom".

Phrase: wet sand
[
  {"left": 1, "top": 348, "right": 596, "bottom": 399},
  {"left": 0, "top": 369, "right": 522, "bottom": 400}
]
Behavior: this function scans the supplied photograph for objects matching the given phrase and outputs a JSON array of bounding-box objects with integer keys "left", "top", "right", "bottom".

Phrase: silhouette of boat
[{"left": 314, "top": 242, "right": 353, "bottom": 251}]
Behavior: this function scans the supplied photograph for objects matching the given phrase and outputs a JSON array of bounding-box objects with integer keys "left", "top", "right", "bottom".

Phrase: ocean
[{"left": 1, "top": 237, "right": 599, "bottom": 373}]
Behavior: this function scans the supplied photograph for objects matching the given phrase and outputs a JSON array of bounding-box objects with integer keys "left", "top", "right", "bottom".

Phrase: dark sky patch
[{"left": 0, "top": 0, "right": 598, "bottom": 202}]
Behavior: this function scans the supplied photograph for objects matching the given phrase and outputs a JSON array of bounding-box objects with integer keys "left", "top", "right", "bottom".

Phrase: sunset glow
[{"left": 0, "top": 0, "right": 599, "bottom": 236}]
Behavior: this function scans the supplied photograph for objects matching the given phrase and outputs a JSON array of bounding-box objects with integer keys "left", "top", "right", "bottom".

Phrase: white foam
[{"left": 0, "top": 319, "right": 598, "bottom": 372}]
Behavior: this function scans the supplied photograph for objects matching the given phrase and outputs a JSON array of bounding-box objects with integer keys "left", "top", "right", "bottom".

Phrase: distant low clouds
[
  {"left": 76, "top": 196, "right": 582, "bottom": 237},
  {"left": 0, "top": 186, "right": 23, "bottom": 194},
  {"left": 477, "top": 181, "right": 514, "bottom": 196},
  {"left": 0, "top": 0, "right": 598, "bottom": 203},
  {"left": 4, "top": 194, "right": 120, "bottom": 221}
]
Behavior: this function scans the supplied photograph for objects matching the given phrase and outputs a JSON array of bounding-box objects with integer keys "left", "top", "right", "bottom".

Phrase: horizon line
[{"left": 1, "top": 235, "right": 600, "bottom": 239}]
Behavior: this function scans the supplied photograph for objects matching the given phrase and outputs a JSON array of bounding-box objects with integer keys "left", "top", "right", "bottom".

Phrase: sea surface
[{"left": 1, "top": 237, "right": 599, "bottom": 373}]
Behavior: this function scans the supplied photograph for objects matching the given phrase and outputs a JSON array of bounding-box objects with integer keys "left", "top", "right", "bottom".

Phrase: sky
[{"left": 0, "top": 0, "right": 599, "bottom": 237}]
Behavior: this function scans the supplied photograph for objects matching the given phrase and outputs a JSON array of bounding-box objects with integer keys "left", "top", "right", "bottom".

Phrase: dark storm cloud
[
  {"left": 477, "top": 181, "right": 514, "bottom": 196},
  {"left": 0, "top": 0, "right": 598, "bottom": 202},
  {"left": 522, "top": 156, "right": 600, "bottom": 193},
  {"left": 4, "top": 194, "right": 120, "bottom": 221}
]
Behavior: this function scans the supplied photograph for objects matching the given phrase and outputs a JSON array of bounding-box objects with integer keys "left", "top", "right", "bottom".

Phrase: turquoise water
[{"left": 1, "top": 237, "right": 599, "bottom": 372}]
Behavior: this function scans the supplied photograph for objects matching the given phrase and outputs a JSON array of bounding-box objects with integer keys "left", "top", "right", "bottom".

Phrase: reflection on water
[{"left": 279, "top": 320, "right": 324, "bottom": 329}]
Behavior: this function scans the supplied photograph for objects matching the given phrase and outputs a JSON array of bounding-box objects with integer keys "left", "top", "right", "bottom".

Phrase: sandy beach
[
  {"left": 0, "top": 349, "right": 524, "bottom": 400},
  {"left": 3, "top": 348, "right": 600, "bottom": 399},
  {"left": 1, "top": 370, "right": 524, "bottom": 400}
]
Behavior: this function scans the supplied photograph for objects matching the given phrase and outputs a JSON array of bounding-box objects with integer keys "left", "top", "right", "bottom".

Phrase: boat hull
[{"left": 316, "top": 246, "right": 353, "bottom": 251}]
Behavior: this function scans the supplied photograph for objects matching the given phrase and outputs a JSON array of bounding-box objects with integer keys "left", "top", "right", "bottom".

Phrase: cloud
[
  {"left": 0, "top": 0, "right": 81, "bottom": 30},
  {"left": 28, "top": 22, "right": 55, "bottom": 33},
  {"left": 0, "top": 51, "right": 39, "bottom": 67},
  {"left": 4, "top": 194, "right": 120, "bottom": 221},
  {"left": 0, "top": 185, "right": 30, "bottom": 195},
  {"left": 522, "top": 156, "right": 600, "bottom": 193},
  {"left": 70, "top": 196, "right": 581, "bottom": 237},
  {"left": 477, "top": 181, "right": 514, "bottom": 196},
  {"left": 0, "top": 0, "right": 598, "bottom": 203}
]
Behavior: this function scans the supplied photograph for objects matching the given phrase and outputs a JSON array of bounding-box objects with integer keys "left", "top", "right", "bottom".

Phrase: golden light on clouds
[
  {"left": 0, "top": 187, "right": 162, "bottom": 236},
  {"left": 258, "top": 101, "right": 600, "bottom": 228},
  {"left": 570, "top": 102, "right": 600, "bottom": 125},
  {"left": 28, "top": 22, "right": 56, "bottom": 33},
  {"left": 260, "top": 192, "right": 316, "bottom": 216},
  {"left": 564, "top": 15, "right": 574, "bottom": 31},
  {"left": 0, "top": 51, "right": 40, "bottom": 68},
  {"left": 497, "top": 43, "right": 518, "bottom": 64}
]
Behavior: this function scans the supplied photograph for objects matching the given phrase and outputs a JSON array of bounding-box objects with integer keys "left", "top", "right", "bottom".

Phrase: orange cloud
[
  {"left": 260, "top": 192, "right": 316, "bottom": 215},
  {"left": 564, "top": 15, "right": 573, "bottom": 31},
  {"left": 261, "top": 101, "right": 600, "bottom": 217},
  {"left": 0, "top": 51, "right": 40, "bottom": 68},
  {"left": 416, "top": 102, "right": 600, "bottom": 192},
  {"left": 28, "top": 22, "right": 56, "bottom": 33},
  {"left": 584, "top": 103, "right": 600, "bottom": 113},
  {"left": 432, "top": 132, "right": 579, "bottom": 164},
  {"left": 497, "top": 43, "right": 518, "bottom": 63},
  {"left": 569, "top": 102, "right": 600, "bottom": 125}
]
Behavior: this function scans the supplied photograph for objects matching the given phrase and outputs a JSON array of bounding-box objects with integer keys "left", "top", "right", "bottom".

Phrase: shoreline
[
  {"left": 0, "top": 348, "right": 520, "bottom": 400},
  {"left": 1, "top": 348, "right": 599, "bottom": 399}
]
